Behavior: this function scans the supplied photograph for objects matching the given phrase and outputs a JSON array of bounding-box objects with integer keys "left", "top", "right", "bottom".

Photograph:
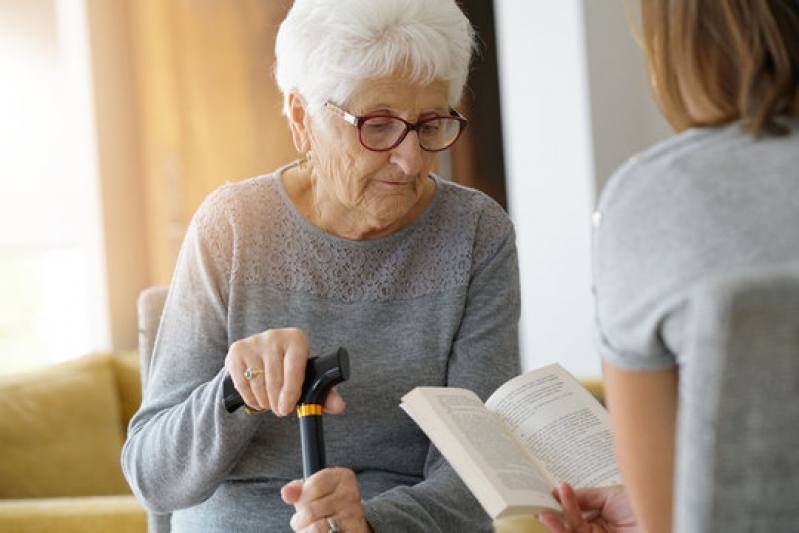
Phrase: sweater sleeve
[
  {"left": 121, "top": 186, "right": 263, "bottom": 513},
  {"left": 362, "top": 216, "right": 522, "bottom": 532}
]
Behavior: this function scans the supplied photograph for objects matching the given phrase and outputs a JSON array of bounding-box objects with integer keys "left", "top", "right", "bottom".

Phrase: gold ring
[{"left": 244, "top": 368, "right": 264, "bottom": 380}]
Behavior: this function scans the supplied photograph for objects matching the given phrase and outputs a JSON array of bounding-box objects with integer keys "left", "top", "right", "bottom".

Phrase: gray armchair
[{"left": 675, "top": 266, "right": 799, "bottom": 532}]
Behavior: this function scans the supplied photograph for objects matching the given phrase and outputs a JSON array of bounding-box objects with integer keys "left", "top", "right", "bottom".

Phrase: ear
[{"left": 288, "top": 91, "right": 311, "bottom": 153}]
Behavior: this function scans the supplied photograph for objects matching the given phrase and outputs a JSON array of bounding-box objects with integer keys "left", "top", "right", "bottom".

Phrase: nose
[{"left": 389, "top": 130, "right": 424, "bottom": 176}]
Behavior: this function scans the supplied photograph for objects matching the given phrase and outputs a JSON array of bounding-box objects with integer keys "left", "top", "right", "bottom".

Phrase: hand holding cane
[{"left": 221, "top": 347, "right": 350, "bottom": 477}]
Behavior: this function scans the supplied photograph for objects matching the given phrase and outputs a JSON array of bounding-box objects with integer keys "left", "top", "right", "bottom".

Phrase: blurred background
[{"left": 0, "top": 0, "right": 669, "bottom": 378}]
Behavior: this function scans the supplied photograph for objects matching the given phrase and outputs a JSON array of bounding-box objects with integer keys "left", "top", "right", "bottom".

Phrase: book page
[
  {"left": 485, "top": 364, "right": 621, "bottom": 489},
  {"left": 401, "top": 387, "right": 560, "bottom": 518}
]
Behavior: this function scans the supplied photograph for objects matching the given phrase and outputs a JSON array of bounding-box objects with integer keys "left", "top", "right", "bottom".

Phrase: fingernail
[{"left": 278, "top": 396, "right": 288, "bottom": 416}]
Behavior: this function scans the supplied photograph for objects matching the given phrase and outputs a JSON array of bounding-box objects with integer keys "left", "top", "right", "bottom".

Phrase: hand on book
[
  {"left": 401, "top": 364, "right": 622, "bottom": 521},
  {"left": 537, "top": 482, "right": 640, "bottom": 533}
]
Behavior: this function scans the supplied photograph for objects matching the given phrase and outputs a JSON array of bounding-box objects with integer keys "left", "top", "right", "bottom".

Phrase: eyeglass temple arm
[{"left": 324, "top": 101, "right": 359, "bottom": 126}]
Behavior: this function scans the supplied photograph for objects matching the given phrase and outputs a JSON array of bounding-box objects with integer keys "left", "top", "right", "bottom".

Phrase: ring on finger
[
  {"left": 244, "top": 368, "right": 265, "bottom": 380},
  {"left": 327, "top": 516, "right": 340, "bottom": 533}
]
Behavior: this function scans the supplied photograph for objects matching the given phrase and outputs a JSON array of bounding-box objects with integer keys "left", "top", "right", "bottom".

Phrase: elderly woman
[{"left": 122, "top": 1, "right": 520, "bottom": 532}]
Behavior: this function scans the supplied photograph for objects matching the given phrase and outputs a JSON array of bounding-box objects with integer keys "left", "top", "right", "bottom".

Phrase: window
[{"left": 0, "top": 0, "right": 109, "bottom": 375}]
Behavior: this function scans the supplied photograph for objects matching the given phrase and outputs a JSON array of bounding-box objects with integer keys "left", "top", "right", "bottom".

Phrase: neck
[
  {"left": 282, "top": 164, "right": 434, "bottom": 241},
  {"left": 310, "top": 174, "right": 330, "bottom": 234},
  {"left": 316, "top": 184, "right": 431, "bottom": 241}
]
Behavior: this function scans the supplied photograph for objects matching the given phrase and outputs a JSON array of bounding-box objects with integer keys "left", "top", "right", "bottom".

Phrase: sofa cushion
[
  {"left": 0, "top": 495, "right": 147, "bottom": 533},
  {"left": 0, "top": 353, "right": 131, "bottom": 497}
]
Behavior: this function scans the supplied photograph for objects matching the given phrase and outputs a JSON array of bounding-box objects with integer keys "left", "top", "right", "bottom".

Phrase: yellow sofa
[{"left": 0, "top": 351, "right": 147, "bottom": 533}]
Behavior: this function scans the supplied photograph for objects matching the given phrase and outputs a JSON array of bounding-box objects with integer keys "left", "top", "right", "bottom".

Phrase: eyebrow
[{"left": 356, "top": 103, "right": 450, "bottom": 116}]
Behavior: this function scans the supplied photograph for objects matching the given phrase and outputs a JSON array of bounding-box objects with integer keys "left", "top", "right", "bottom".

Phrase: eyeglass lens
[{"left": 360, "top": 116, "right": 462, "bottom": 151}]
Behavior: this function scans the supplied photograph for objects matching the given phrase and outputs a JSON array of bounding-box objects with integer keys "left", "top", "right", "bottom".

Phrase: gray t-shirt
[
  {"left": 593, "top": 119, "right": 799, "bottom": 370},
  {"left": 122, "top": 164, "right": 521, "bottom": 532}
]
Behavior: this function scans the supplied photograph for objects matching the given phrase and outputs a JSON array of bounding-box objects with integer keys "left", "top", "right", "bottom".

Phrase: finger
[
  {"left": 289, "top": 491, "right": 338, "bottom": 531},
  {"left": 246, "top": 365, "right": 272, "bottom": 411},
  {"left": 556, "top": 482, "right": 589, "bottom": 531},
  {"left": 280, "top": 479, "right": 304, "bottom": 505},
  {"left": 536, "top": 512, "right": 568, "bottom": 533},
  {"left": 281, "top": 342, "right": 309, "bottom": 416},
  {"left": 289, "top": 478, "right": 348, "bottom": 531},
  {"left": 291, "top": 516, "right": 338, "bottom": 533},
  {"left": 225, "top": 341, "right": 263, "bottom": 411},
  {"left": 323, "top": 388, "right": 346, "bottom": 415},
  {"left": 295, "top": 468, "right": 339, "bottom": 502},
  {"left": 264, "top": 342, "right": 285, "bottom": 417},
  {"left": 238, "top": 340, "right": 270, "bottom": 411},
  {"left": 571, "top": 486, "right": 616, "bottom": 511},
  {"left": 291, "top": 469, "right": 362, "bottom": 532},
  {"left": 290, "top": 505, "right": 337, "bottom": 532}
]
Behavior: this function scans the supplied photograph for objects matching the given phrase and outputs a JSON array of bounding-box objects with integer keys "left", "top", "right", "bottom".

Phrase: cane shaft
[{"left": 298, "top": 410, "right": 325, "bottom": 478}]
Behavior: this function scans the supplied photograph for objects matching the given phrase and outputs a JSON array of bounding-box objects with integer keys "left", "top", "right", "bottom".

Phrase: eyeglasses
[{"left": 325, "top": 101, "right": 467, "bottom": 152}]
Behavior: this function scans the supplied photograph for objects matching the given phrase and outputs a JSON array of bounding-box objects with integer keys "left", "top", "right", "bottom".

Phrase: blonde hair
[{"left": 640, "top": 0, "right": 798, "bottom": 136}]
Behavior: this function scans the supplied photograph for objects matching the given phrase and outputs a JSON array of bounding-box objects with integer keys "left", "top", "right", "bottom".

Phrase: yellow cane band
[{"left": 297, "top": 404, "right": 323, "bottom": 418}]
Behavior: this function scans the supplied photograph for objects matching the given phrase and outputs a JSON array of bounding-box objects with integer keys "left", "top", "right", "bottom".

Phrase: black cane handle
[
  {"left": 221, "top": 347, "right": 350, "bottom": 414},
  {"left": 222, "top": 377, "right": 246, "bottom": 413},
  {"left": 221, "top": 347, "right": 350, "bottom": 478}
]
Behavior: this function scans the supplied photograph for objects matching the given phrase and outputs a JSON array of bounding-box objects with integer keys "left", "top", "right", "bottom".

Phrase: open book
[{"left": 400, "top": 364, "right": 621, "bottom": 520}]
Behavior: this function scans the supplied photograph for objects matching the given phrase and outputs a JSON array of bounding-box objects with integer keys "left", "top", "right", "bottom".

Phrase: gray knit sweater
[
  {"left": 593, "top": 119, "right": 799, "bottom": 370},
  {"left": 122, "top": 164, "right": 521, "bottom": 532}
]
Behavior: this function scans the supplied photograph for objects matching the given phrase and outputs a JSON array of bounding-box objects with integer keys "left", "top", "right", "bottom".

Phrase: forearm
[
  {"left": 361, "top": 460, "right": 493, "bottom": 533},
  {"left": 603, "top": 362, "right": 678, "bottom": 533},
  {"left": 122, "top": 370, "right": 261, "bottom": 512}
]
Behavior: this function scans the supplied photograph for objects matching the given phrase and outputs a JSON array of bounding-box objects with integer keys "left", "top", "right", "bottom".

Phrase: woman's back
[{"left": 594, "top": 118, "right": 799, "bottom": 370}]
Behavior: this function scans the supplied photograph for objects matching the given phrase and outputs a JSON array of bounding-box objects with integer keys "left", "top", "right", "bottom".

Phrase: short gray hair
[{"left": 274, "top": 0, "right": 476, "bottom": 118}]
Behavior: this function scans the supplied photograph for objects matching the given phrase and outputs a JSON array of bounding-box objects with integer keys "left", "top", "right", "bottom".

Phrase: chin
[{"left": 371, "top": 197, "right": 416, "bottom": 223}]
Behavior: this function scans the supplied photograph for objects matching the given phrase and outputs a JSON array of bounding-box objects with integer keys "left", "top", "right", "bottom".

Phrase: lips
[{"left": 377, "top": 176, "right": 416, "bottom": 186}]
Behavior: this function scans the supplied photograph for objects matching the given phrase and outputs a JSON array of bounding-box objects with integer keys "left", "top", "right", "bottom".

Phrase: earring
[{"left": 299, "top": 151, "right": 313, "bottom": 170}]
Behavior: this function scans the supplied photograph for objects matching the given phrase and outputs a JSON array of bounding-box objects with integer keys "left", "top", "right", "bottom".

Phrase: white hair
[{"left": 274, "top": 0, "right": 476, "bottom": 119}]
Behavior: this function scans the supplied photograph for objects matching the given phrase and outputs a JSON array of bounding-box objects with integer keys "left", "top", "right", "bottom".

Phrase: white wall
[
  {"left": 583, "top": 1, "right": 672, "bottom": 190},
  {"left": 495, "top": 0, "right": 670, "bottom": 377}
]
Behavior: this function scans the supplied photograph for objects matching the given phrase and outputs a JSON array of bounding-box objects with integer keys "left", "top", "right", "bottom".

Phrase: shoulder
[
  {"left": 434, "top": 177, "right": 515, "bottom": 243},
  {"left": 598, "top": 128, "right": 714, "bottom": 214},
  {"left": 599, "top": 122, "right": 798, "bottom": 216},
  {"left": 430, "top": 178, "right": 516, "bottom": 273},
  {"left": 191, "top": 172, "right": 283, "bottom": 233}
]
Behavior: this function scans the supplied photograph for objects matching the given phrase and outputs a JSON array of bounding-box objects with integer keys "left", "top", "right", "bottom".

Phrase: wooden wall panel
[
  {"left": 128, "top": 0, "right": 295, "bottom": 285},
  {"left": 86, "top": 0, "right": 149, "bottom": 350}
]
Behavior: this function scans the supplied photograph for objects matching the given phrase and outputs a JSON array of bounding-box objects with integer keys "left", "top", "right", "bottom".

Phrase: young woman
[{"left": 540, "top": 1, "right": 798, "bottom": 532}]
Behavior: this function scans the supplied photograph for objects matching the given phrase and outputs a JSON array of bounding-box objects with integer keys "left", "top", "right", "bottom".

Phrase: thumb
[
  {"left": 280, "top": 479, "right": 304, "bottom": 504},
  {"left": 571, "top": 485, "right": 616, "bottom": 510},
  {"left": 323, "top": 388, "right": 346, "bottom": 415}
]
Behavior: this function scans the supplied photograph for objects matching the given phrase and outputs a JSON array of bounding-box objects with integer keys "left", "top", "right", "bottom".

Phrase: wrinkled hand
[
  {"left": 538, "top": 483, "right": 639, "bottom": 533},
  {"left": 224, "top": 328, "right": 345, "bottom": 416},
  {"left": 281, "top": 468, "right": 372, "bottom": 533}
]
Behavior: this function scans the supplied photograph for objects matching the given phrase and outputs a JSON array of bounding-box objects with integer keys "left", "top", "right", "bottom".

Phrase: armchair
[{"left": 675, "top": 266, "right": 799, "bottom": 531}]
